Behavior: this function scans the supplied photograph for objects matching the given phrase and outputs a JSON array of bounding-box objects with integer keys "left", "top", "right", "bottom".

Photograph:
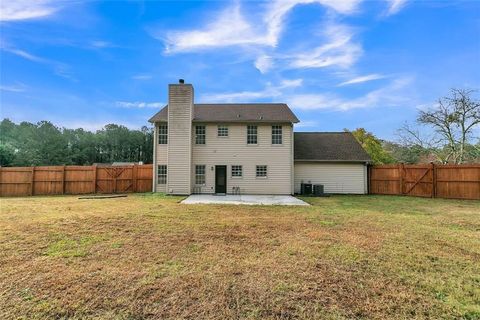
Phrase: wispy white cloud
[
  {"left": 286, "top": 77, "right": 413, "bottom": 111},
  {"left": 132, "top": 74, "right": 153, "bottom": 80},
  {"left": 115, "top": 101, "right": 165, "bottom": 109},
  {"left": 2, "top": 47, "right": 48, "bottom": 63},
  {"left": 163, "top": 4, "right": 262, "bottom": 53},
  {"left": 279, "top": 79, "right": 303, "bottom": 88},
  {"left": 262, "top": 0, "right": 361, "bottom": 47},
  {"left": 338, "top": 73, "right": 386, "bottom": 86},
  {"left": 54, "top": 64, "right": 77, "bottom": 81},
  {"left": 1, "top": 45, "right": 76, "bottom": 81},
  {"left": 287, "top": 23, "right": 361, "bottom": 69},
  {"left": 385, "top": 0, "right": 408, "bottom": 16},
  {"left": 0, "top": 83, "right": 27, "bottom": 92},
  {"left": 161, "top": 0, "right": 362, "bottom": 53},
  {"left": 285, "top": 93, "right": 336, "bottom": 111},
  {"left": 200, "top": 78, "right": 303, "bottom": 103},
  {"left": 90, "top": 40, "right": 116, "bottom": 48},
  {"left": 255, "top": 55, "right": 274, "bottom": 74},
  {"left": 203, "top": 76, "right": 411, "bottom": 113},
  {"left": 0, "top": 0, "right": 60, "bottom": 21},
  {"left": 158, "top": 1, "right": 364, "bottom": 74},
  {"left": 295, "top": 120, "right": 320, "bottom": 128}
]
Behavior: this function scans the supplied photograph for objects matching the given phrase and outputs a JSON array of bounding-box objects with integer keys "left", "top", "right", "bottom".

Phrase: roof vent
[
  {"left": 259, "top": 115, "right": 263, "bottom": 120},
  {"left": 237, "top": 114, "right": 241, "bottom": 118},
  {"left": 179, "top": 79, "right": 185, "bottom": 84}
]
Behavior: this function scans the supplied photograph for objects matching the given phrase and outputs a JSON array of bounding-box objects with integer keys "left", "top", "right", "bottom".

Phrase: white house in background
[{"left": 149, "top": 80, "right": 371, "bottom": 195}]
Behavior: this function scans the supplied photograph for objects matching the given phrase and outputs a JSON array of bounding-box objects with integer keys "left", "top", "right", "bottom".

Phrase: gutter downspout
[{"left": 291, "top": 123, "right": 294, "bottom": 195}]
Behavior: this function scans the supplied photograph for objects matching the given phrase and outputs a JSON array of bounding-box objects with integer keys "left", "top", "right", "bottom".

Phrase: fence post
[
  {"left": 61, "top": 165, "right": 66, "bottom": 194},
  {"left": 432, "top": 162, "right": 436, "bottom": 198},
  {"left": 92, "top": 165, "right": 97, "bottom": 194},
  {"left": 30, "top": 166, "right": 35, "bottom": 196},
  {"left": 399, "top": 163, "right": 404, "bottom": 195}
]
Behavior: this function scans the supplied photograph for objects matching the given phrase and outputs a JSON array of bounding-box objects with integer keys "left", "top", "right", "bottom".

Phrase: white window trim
[
  {"left": 271, "top": 125, "right": 283, "bottom": 146},
  {"left": 255, "top": 165, "right": 268, "bottom": 179},
  {"left": 231, "top": 165, "right": 243, "bottom": 179},
  {"left": 195, "top": 165, "right": 206, "bottom": 185},
  {"left": 157, "top": 165, "right": 167, "bottom": 184},
  {"left": 195, "top": 125, "right": 206, "bottom": 145},
  {"left": 158, "top": 124, "right": 168, "bottom": 145},
  {"left": 217, "top": 125, "right": 229, "bottom": 138},
  {"left": 247, "top": 125, "right": 258, "bottom": 145}
]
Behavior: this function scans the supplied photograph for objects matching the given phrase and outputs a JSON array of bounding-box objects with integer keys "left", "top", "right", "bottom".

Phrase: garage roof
[
  {"left": 294, "top": 132, "right": 371, "bottom": 162},
  {"left": 149, "top": 103, "right": 299, "bottom": 123}
]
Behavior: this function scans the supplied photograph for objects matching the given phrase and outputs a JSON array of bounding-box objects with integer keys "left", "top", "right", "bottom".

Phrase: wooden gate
[
  {"left": 96, "top": 167, "right": 127, "bottom": 193},
  {"left": 402, "top": 164, "right": 434, "bottom": 197},
  {"left": 95, "top": 165, "right": 152, "bottom": 194}
]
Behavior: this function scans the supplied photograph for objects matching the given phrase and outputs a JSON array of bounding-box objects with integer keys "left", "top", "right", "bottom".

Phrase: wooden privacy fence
[
  {"left": 369, "top": 163, "right": 480, "bottom": 200},
  {"left": 0, "top": 164, "right": 153, "bottom": 197}
]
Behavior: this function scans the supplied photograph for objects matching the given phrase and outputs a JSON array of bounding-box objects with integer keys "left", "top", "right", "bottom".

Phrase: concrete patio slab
[{"left": 181, "top": 194, "right": 309, "bottom": 206}]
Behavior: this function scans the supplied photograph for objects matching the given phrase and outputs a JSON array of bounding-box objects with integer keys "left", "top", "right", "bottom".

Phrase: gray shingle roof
[
  {"left": 149, "top": 103, "right": 299, "bottom": 123},
  {"left": 294, "top": 132, "right": 371, "bottom": 162}
]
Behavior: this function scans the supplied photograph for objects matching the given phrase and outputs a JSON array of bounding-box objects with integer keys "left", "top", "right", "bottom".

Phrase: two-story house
[{"left": 149, "top": 80, "right": 371, "bottom": 195}]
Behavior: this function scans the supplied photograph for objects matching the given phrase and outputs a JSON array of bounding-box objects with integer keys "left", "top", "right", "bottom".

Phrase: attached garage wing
[
  {"left": 294, "top": 162, "right": 368, "bottom": 194},
  {"left": 293, "top": 132, "right": 371, "bottom": 194}
]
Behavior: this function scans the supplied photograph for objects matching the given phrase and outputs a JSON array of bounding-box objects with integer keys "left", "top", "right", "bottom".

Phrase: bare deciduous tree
[{"left": 398, "top": 88, "right": 480, "bottom": 164}]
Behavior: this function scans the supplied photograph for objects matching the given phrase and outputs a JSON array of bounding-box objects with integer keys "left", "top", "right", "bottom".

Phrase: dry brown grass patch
[{"left": 0, "top": 194, "right": 479, "bottom": 319}]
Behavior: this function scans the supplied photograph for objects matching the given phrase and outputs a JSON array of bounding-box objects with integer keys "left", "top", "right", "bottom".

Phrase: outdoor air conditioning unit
[
  {"left": 313, "top": 184, "right": 328, "bottom": 197},
  {"left": 300, "top": 183, "right": 313, "bottom": 195}
]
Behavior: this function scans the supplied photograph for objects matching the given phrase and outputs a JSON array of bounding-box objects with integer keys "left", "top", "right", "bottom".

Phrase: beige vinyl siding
[
  {"left": 192, "top": 123, "right": 293, "bottom": 195},
  {"left": 294, "top": 162, "right": 367, "bottom": 194},
  {"left": 166, "top": 84, "right": 193, "bottom": 195},
  {"left": 156, "top": 143, "right": 168, "bottom": 163}
]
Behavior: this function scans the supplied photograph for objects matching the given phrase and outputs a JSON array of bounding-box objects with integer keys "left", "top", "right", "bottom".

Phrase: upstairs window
[
  {"left": 217, "top": 125, "right": 229, "bottom": 137},
  {"left": 256, "top": 165, "right": 267, "bottom": 178},
  {"left": 272, "top": 125, "right": 282, "bottom": 145},
  {"left": 231, "top": 165, "right": 243, "bottom": 177},
  {"left": 195, "top": 125, "right": 206, "bottom": 145},
  {"left": 195, "top": 165, "right": 206, "bottom": 185},
  {"left": 247, "top": 125, "right": 257, "bottom": 144},
  {"left": 158, "top": 124, "right": 168, "bottom": 144},
  {"left": 157, "top": 165, "right": 167, "bottom": 184}
]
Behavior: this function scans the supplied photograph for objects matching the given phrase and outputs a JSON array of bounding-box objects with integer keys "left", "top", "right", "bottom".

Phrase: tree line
[{"left": 0, "top": 120, "right": 153, "bottom": 167}]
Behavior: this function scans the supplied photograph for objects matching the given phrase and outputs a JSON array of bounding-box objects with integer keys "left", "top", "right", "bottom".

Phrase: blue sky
[{"left": 1, "top": 0, "right": 479, "bottom": 139}]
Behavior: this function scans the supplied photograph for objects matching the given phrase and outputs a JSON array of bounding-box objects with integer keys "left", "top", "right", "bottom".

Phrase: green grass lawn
[{"left": 0, "top": 194, "right": 479, "bottom": 319}]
